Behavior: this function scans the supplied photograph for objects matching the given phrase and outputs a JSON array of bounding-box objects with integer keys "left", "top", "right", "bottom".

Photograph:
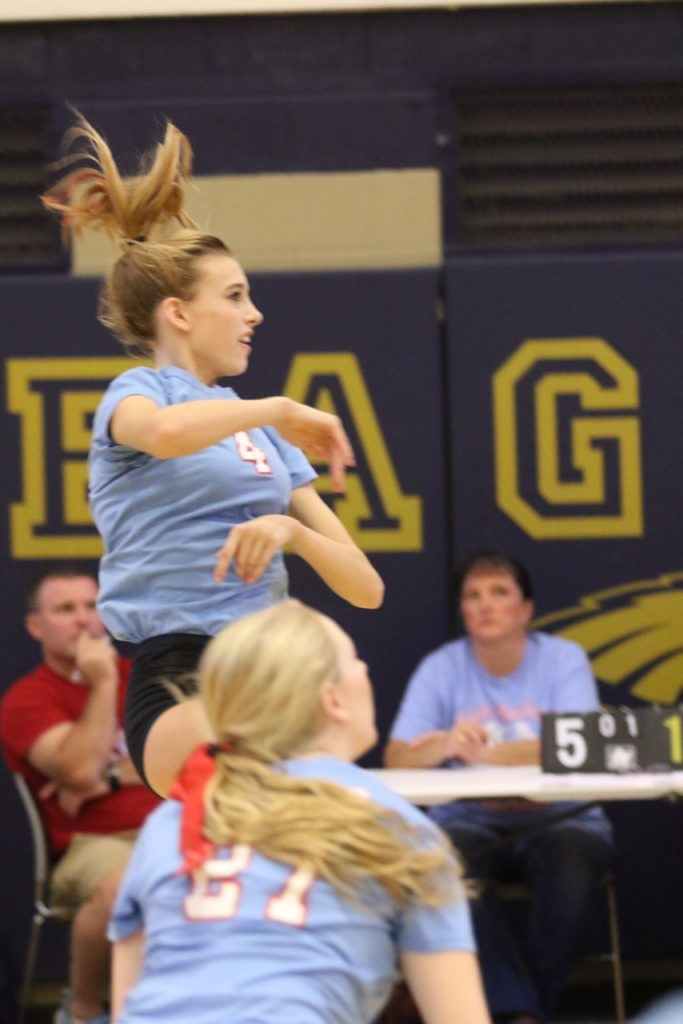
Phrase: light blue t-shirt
[
  {"left": 108, "top": 756, "right": 475, "bottom": 1024},
  {"left": 390, "top": 633, "right": 613, "bottom": 839},
  {"left": 632, "top": 990, "right": 683, "bottom": 1024},
  {"left": 89, "top": 367, "right": 317, "bottom": 642}
]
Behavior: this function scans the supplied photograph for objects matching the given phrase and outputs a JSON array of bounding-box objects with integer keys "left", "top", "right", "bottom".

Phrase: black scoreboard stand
[{"left": 541, "top": 707, "right": 683, "bottom": 774}]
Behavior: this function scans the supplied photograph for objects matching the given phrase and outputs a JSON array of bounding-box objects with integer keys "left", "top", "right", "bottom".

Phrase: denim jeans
[{"left": 447, "top": 817, "right": 614, "bottom": 1021}]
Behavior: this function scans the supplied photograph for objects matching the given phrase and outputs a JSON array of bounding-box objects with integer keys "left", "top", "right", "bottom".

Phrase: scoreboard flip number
[
  {"left": 664, "top": 713, "right": 683, "bottom": 764},
  {"left": 553, "top": 718, "right": 588, "bottom": 770},
  {"left": 542, "top": 708, "right": 683, "bottom": 773}
]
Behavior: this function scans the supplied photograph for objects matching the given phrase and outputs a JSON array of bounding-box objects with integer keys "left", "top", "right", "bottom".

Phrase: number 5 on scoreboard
[{"left": 554, "top": 717, "right": 588, "bottom": 770}]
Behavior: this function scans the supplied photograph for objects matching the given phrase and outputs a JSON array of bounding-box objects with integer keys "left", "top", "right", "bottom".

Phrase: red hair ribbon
[{"left": 170, "top": 743, "right": 231, "bottom": 875}]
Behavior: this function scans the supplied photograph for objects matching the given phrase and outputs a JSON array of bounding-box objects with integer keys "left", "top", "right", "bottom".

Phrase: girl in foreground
[
  {"left": 43, "top": 119, "right": 383, "bottom": 797},
  {"left": 109, "top": 601, "right": 491, "bottom": 1024}
]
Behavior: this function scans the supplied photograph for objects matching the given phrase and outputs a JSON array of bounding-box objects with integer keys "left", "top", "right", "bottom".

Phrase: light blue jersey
[
  {"left": 89, "top": 367, "right": 316, "bottom": 642},
  {"left": 109, "top": 756, "right": 475, "bottom": 1024},
  {"left": 390, "top": 633, "right": 613, "bottom": 838}
]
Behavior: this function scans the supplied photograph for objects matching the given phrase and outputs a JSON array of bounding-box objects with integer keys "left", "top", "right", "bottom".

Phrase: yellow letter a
[{"left": 284, "top": 353, "right": 422, "bottom": 552}]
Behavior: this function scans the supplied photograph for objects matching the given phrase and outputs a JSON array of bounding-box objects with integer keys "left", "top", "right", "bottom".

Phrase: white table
[{"left": 370, "top": 764, "right": 683, "bottom": 805}]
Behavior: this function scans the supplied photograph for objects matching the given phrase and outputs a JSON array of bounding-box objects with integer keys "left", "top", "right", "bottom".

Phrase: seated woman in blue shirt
[
  {"left": 385, "top": 549, "right": 614, "bottom": 1024},
  {"left": 42, "top": 117, "right": 384, "bottom": 798},
  {"left": 109, "top": 600, "right": 491, "bottom": 1024}
]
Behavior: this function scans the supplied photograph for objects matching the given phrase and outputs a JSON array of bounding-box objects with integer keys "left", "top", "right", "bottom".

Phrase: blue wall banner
[
  {"left": 445, "top": 250, "right": 683, "bottom": 959},
  {"left": 446, "top": 250, "right": 681, "bottom": 664}
]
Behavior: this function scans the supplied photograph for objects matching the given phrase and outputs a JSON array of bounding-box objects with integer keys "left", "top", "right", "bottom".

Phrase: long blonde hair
[
  {"left": 41, "top": 114, "right": 230, "bottom": 354},
  {"left": 197, "top": 600, "right": 460, "bottom": 908}
]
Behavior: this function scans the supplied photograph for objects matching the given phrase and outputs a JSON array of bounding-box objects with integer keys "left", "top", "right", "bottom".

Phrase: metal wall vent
[
  {"left": 452, "top": 82, "right": 683, "bottom": 248},
  {"left": 0, "top": 105, "right": 63, "bottom": 272}
]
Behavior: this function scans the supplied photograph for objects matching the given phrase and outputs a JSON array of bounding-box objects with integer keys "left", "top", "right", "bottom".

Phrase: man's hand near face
[{"left": 74, "top": 631, "right": 118, "bottom": 688}]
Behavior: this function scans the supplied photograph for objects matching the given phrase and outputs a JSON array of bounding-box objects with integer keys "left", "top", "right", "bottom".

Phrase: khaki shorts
[{"left": 50, "top": 830, "right": 139, "bottom": 908}]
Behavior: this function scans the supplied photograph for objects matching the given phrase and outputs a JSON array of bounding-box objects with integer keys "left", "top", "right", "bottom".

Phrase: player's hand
[
  {"left": 214, "top": 514, "right": 297, "bottom": 584},
  {"left": 75, "top": 632, "right": 118, "bottom": 688},
  {"left": 275, "top": 399, "right": 354, "bottom": 493},
  {"left": 444, "top": 718, "right": 489, "bottom": 764}
]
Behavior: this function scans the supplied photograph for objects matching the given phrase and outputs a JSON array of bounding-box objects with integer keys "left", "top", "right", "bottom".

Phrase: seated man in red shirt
[{"left": 0, "top": 569, "right": 160, "bottom": 1024}]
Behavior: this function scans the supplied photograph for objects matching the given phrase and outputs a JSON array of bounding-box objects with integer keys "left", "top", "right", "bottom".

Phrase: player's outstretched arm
[
  {"left": 213, "top": 484, "right": 384, "bottom": 609},
  {"left": 286, "top": 484, "right": 384, "bottom": 608},
  {"left": 111, "top": 394, "right": 353, "bottom": 491},
  {"left": 401, "top": 950, "right": 492, "bottom": 1024}
]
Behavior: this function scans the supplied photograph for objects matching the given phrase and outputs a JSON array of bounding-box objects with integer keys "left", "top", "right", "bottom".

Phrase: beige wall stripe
[
  {"left": 72, "top": 169, "right": 441, "bottom": 276},
  {"left": 2, "top": 0, "right": 654, "bottom": 25}
]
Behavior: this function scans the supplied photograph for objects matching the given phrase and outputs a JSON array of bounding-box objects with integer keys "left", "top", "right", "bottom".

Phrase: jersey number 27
[{"left": 184, "top": 844, "right": 314, "bottom": 927}]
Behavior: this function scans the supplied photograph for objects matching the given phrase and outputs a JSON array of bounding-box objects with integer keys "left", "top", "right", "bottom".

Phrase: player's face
[
  {"left": 324, "top": 619, "right": 378, "bottom": 759},
  {"left": 25, "top": 577, "right": 104, "bottom": 663},
  {"left": 183, "top": 254, "right": 263, "bottom": 384},
  {"left": 460, "top": 569, "right": 533, "bottom": 645}
]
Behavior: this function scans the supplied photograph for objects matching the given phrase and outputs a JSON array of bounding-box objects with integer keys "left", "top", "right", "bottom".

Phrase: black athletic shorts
[{"left": 125, "top": 632, "right": 211, "bottom": 791}]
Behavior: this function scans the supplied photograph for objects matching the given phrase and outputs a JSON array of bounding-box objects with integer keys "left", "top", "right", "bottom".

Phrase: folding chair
[
  {"left": 13, "top": 773, "right": 73, "bottom": 1024},
  {"left": 494, "top": 871, "right": 625, "bottom": 1024}
]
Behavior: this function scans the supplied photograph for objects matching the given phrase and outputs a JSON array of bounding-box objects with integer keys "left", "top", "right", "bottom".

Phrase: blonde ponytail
[
  {"left": 41, "top": 114, "right": 231, "bottom": 354},
  {"left": 198, "top": 602, "right": 462, "bottom": 908},
  {"left": 42, "top": 114, "right": 195, "bottom": 245}
]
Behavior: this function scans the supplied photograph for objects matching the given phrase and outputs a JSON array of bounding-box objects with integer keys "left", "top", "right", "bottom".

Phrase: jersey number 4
[
  {"left": 184, "top": 844, "right": 314, "bottom": 927},
  {"left": 235, "top": 431, "right": 272, "bottom": 475}
]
